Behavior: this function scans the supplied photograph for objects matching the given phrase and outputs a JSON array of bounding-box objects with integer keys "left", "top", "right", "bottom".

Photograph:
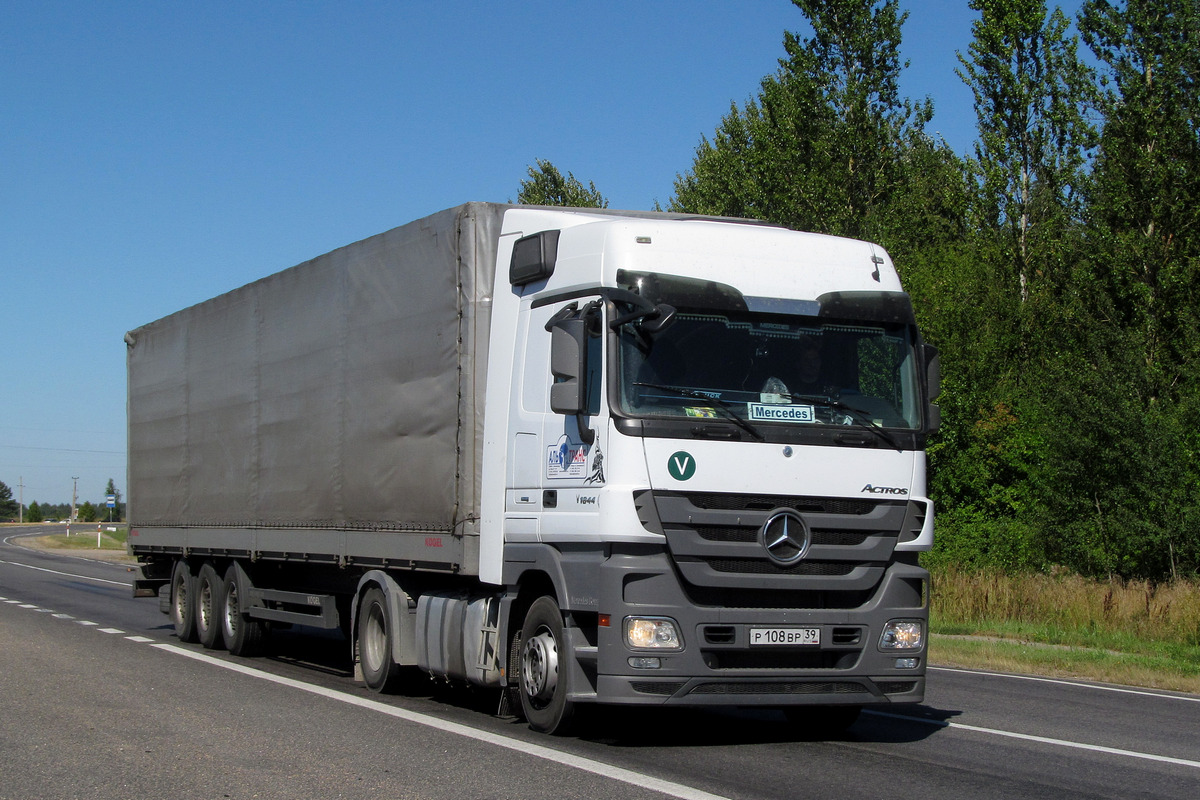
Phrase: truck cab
[{"left": 482, "top": 211, "right": 937, "bottom": 732}]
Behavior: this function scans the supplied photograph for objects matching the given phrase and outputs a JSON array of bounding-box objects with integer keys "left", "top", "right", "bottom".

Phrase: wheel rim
[
  {"left": 173, "top": 575, "right": 187, "bottom": 622},
  {"left": 224, "top": 582, "right": 239, "bottom": 637},
  {"left": 198, "top": 581, "right": 213, "bottom": 630},
  {"left": 363, "top": 604, "right": 387, "bottom": 672},
  {"left": 521, "top": 626, "right": 559, "bottom": 706}
]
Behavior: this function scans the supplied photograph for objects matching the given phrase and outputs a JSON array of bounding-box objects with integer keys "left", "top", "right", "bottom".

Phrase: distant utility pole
[
  {"left": 18, "top": 476, "right": 23, "bottom": 524},
  {"left": 71, "top": 476, "right": 79, "bottom": 525}
]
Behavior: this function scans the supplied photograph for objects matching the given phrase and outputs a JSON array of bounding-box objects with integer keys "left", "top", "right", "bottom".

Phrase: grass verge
[
  {"left": 930, "top": 566, "right": 1200, "bottom": 694},
  {"left": 34, "top": 528, "right": 128, "bottom": 552}
]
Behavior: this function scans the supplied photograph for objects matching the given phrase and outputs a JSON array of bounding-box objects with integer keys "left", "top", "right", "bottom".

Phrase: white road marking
[
  {"left": 866, "top": 709, "right": 1200, "bottom": 769},
  {"left": 930, "top": 665, "right": 1200, "bottom": 704},
  {"left": 0, "top": 558, "right": 130, "bottom": 587},
  {"left": 152, "top": 643, "right": 732, "bottom": 800},
  {"left": 126, "top": 636, "right": 154, "bottom": 643},
  {"left": 98, "top": 627, "right": 125, "bottom": 634}
]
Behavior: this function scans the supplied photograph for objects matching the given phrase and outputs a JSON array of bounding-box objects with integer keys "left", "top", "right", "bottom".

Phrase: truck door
[{"left": 506, "top": 299, "right": 606, "bottom": 543}]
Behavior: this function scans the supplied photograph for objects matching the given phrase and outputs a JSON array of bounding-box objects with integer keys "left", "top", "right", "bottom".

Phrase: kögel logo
[
  {"left": 759, "top": 510, "right": 811, "bottom": 566},
  {"left": 861, "top": 484, "right": 909, "bottom": 495}
]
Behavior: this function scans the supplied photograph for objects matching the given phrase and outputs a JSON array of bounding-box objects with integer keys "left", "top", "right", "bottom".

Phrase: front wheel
[{"left": 519, "top": 596, "right": 575, "bottom": 734}]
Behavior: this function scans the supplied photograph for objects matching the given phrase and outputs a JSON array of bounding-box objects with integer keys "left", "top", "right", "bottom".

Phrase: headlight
[
  {"left": 879, "top": 619, "right": 924, "bottom": 650},
  {"left": 624, "top": 617, "right": 683, "bottom": 650}
]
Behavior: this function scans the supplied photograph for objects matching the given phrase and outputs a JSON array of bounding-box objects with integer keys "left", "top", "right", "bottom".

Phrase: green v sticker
[{"left": 667, "top": 451, "right": 696, "bottom": 481}]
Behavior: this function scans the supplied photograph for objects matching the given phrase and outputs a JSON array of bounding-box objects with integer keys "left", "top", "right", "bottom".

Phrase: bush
[{"left": 923, "top": 510, "right": 1046, "bottom": 574}]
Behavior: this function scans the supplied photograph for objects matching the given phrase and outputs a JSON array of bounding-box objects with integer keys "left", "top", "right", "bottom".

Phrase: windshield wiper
[
  {"left": 792, "top": 395, "right": 903, "bottom": 451},
  {"left": 633, "top": 382, "right": 765, "bottom": 441}
]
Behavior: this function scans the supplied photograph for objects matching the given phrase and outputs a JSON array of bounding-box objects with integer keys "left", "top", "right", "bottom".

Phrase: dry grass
[
  {"left": 929, "top": 567, "right": 1200, "bottom": 692},
  {"left": 931, "top": 566, "right": 1200, "bottom": 647}
]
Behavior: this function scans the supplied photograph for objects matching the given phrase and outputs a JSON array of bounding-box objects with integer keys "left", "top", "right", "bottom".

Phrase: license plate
[{"left": 749, "top": 627, "right": 820, "bottom": 646}]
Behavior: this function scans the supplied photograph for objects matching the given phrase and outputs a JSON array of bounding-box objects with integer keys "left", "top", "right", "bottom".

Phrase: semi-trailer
[{"left": 127, "top": 202, "right": 938, "bottom": 734}]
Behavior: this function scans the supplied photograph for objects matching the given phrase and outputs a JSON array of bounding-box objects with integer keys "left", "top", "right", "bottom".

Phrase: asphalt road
[{"left": 2, "top": 525, "right": 1198, "bottom": 799}]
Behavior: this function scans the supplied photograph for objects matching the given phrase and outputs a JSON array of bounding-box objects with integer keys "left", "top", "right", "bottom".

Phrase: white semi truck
[{"left": 127, "top": 202, "right": 938, "bottom": 734}]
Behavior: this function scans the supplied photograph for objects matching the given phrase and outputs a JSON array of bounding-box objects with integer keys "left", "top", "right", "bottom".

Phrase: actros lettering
[{"left": 861, "top": 484, "right": 909, "bottom": 495}]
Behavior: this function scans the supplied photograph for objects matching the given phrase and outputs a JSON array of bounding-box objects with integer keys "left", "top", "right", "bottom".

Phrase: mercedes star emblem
[{"left": 759, "top": 510, "right": 811, "bottom": 566}]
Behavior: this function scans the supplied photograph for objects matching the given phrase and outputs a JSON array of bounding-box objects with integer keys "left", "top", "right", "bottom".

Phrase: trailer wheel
[
  {"left": 358, "top": 587, "right": 400, "bottom": 693},
  {"left": 221, "top": 563, "right": 265, "bottom": 656},
  {"left": 195, "top": 562, "right": 226, "bottom": 650},
  {"left": 519, "top": 596, "right": 575, "bottom": 734},
  {"left": 169, "top": 560, "right": 198, "bottom": 643}
]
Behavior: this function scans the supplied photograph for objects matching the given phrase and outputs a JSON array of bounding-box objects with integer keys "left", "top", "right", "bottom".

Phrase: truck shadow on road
[{"left": 572, "top": 705, "right": 961, "bottom": 747}]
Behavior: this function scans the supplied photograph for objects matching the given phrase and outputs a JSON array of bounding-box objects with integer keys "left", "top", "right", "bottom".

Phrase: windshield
[{"left": 616, "top": 308, "right": 923, "bottom": 431}]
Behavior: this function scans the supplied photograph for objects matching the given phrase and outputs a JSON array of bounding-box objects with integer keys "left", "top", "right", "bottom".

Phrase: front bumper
[{"left": 582, "top": 547, "right": 927, "bottom": 707}]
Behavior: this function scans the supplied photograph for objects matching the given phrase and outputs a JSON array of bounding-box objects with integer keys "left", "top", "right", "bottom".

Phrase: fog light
[
  {"left": 879, "top": 619, "right": 924, "bottom": 650},
  {"left": 628, "top": 656, "right": 662, "bottom": 669},
  {"left": 624, "top": 617, "right": 683, "bottom": 650},
  {"left": 894, "top": 657, "right": 919, "bottom": 669}
]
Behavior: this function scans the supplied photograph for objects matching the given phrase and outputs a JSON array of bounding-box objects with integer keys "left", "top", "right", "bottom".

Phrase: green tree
[
  {"left": 0, "top": 480, "right": 17, "bottom": 519},
  {"left": 1031, "top": 0, "right": 1200, "bottom": 579},
  {"left": 957, "top": 0, "right": 1096, "bottom": 305},
  {"left": 671, "top": 0, "right": 935, "bottom": 243},
  {"left": 1079, "top": 0, "right": 1200, "bottom": 398},
  {"left": 926, "top": 0, "right": 1098, "bottom": 573},
  {"left": 78, "top": 501, "right": 97, "bottom": 523},
  {"left": 516, "top": 160, "right": 608, "bottom": 207},
  {"left": 27, "top": 501, "right": 43, "bottom": 523}
]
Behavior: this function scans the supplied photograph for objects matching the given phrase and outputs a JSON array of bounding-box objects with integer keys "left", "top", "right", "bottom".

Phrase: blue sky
[{"left": 0, "top": 1, "right": 1070, "bottom": 507}]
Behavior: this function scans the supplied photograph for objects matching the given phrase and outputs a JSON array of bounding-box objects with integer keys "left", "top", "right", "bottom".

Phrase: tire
[
  {"left": 357, "top": 587, "right": 400, "bottom": 693},
  {"left": 195, "top": 562, "right": 226, "bottom": 650},
  {"left": 221, "top": 563, "right": 266, "bottom": 656},
  {"left": 518, "top": 596, "right": 575, "bottom": 734},
  {"left": 169, "top": 560, "right": 198, "bottom": 643},
  {"left": 782, "top": 705, "right": 861, "bottom": 737}
]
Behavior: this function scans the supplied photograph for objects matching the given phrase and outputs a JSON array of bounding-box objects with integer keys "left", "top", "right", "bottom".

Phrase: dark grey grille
[
  {"left": 704, "top": 651, "right": 852, "bottom": 670},
  {"left": 696, "top": 526, "right": 869, "bottom": 547},
  {"left": 876, "top": 681, "right": 918, "bottom": 694},
  {"left": 631, "top": 682, "right": 686, "bottom": 696},
  {"left": 706, "top": 559, "right": 856, "bottom": 576},
  {"left": 649, "top": 491, "right": 907, "bottom": 604},
  {"left": 682, "top": 493, "right": 879, "bottom": 515},
  {"left": 687, "top": 681, "right": 868, "bottom": 695}
]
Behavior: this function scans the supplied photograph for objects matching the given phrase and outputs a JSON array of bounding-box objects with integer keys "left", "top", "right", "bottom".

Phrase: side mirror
[
  {"left": 923, "top": 344, "right": 941, "bottom": 433},
  {"left": 924, "top": 344, "right": 941, "bottom": 401},
  {"left": 550, "top": 319, "right": 587, "bottom": 416}
]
